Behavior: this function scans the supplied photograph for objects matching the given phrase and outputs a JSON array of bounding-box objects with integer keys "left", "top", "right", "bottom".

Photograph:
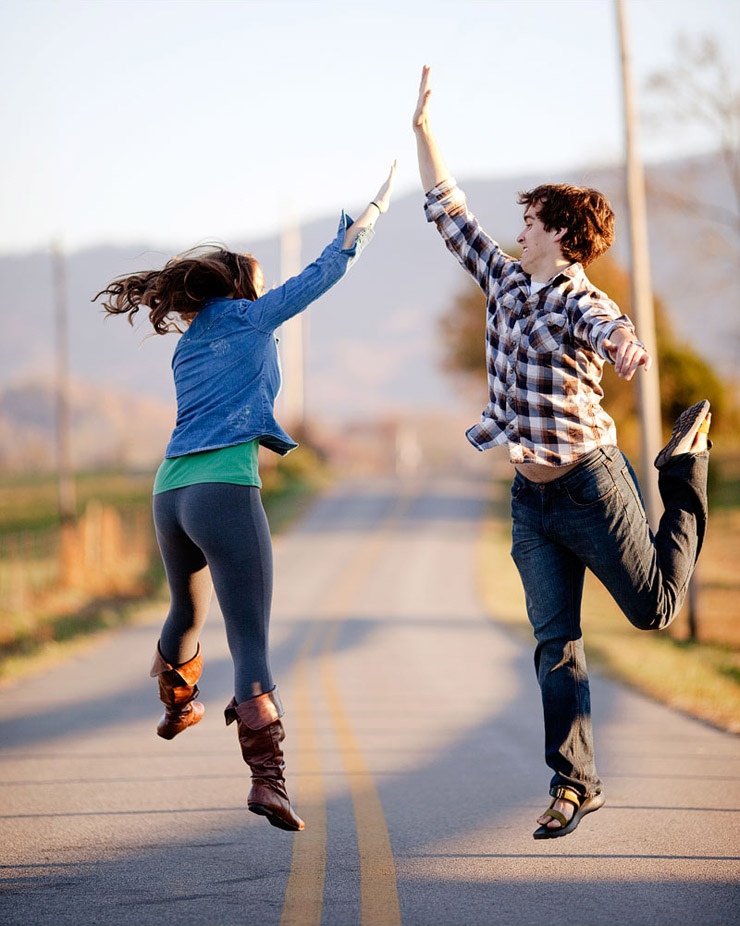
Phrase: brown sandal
[{"left": 533, "top": 786, "right": 605, "bottom": 840}]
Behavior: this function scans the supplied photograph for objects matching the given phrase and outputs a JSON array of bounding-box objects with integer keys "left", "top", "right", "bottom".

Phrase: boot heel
[
  {"left": 248, "top": 801, "right": 303, "bottom": 831},
  {"left": 156, "top": 701, "right": 205, "bottom": 739},
  {"left": 225, "top": 689, "right": 305, "bottom": 832}
]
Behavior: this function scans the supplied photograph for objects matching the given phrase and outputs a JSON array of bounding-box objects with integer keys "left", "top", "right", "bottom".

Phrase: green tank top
[{"left": 153, "top": 440, "right": 261, "bottom": 495}]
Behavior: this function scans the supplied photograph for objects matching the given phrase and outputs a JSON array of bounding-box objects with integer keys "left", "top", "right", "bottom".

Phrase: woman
[{"left": 95, "top": 163, "right": 396, "bottom": 832}]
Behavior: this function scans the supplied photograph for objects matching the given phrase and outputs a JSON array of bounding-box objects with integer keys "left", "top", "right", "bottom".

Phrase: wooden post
[
  {"left": 615, "top": 0, "right": 663, "bottom": 529},
  {"left": 278, "top": 219, "right": 305, "bottom": 434},
  {"left": 52, "top": 242, "right": 77, "bottom": 523}
]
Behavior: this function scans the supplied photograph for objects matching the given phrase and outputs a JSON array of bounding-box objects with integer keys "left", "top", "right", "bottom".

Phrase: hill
[{"left": 0, "top": 154, "right": 736, "bottom": 469}]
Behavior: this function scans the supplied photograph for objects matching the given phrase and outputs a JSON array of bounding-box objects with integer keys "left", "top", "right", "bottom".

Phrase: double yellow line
[
  {"left": 279, "top": 623, "right": 328, "bottom": 926},
  {"left": 280, "top": 491, "right": 413, "bottom": 926},
  {"left": 322, "top": 620, "right": 401, "bottom": 925}
]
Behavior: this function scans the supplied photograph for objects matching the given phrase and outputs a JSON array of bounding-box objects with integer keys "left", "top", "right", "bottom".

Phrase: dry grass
[
  {"left": 0, "top": 472, "right": 321, "bottom": 686},
  {"left": 0, "top": 471, "right": 154, "bottom": 533}
]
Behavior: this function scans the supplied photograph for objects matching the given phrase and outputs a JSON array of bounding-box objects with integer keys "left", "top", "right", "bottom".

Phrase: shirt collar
[
  {"left": 519, "top": 260, "right": 583, "bottom": 290},
  {"left": 557, "top": 262, "right": 584, "bottom": 282}
]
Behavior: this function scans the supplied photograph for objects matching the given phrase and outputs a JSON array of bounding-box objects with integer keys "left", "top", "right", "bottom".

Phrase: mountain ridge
[{"left": 2, "top": 153, "right": 736, "bottom": 469}]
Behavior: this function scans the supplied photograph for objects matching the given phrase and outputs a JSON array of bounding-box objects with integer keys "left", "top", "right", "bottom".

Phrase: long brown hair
[
  {"left": 94, "top": 246, "right": 262, "bottom": 334},
  {"left": 517, "top": 184, "right": 615, "bottom": 267}
]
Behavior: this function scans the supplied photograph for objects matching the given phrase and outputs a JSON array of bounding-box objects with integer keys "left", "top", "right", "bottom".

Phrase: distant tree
[
  {"left": 438, "top": 252, "right": 732, "bottom": 454},
  {"left": 643, "top": 33, "right": 740, "bottom": 383},
  {"left": 644, "top": 33, "right": 740, "bottom": 234},
  {"left": 588, "top": 256, "right": 730, "bottom": 443},
  {"left": 438, "top": 273, "right": 488, "bottom": 389}
]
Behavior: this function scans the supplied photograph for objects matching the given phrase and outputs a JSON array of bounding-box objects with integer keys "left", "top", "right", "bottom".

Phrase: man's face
[{"left": 516, "top": 203, "right": 565, "bottom": 280}]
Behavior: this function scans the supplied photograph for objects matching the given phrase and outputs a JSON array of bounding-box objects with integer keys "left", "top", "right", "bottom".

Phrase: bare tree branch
[{"left": 644, "top": 33, "right": 740, "bottom": 228}]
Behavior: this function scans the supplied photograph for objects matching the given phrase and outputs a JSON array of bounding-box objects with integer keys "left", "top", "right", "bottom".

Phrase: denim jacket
[{"left": 165, "top": 214, "right": 372, "bottom": 458}]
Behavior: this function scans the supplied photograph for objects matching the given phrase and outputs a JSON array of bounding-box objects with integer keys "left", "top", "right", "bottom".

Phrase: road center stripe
[
  {"left": 280, "top": 489, "right": 413, "bottom": 926},
  {"left": 280, "top": 623, "right": 328, "bottom": 926},
  {"left": 321, "top": 621, "right": 402, "bottom": 926}
]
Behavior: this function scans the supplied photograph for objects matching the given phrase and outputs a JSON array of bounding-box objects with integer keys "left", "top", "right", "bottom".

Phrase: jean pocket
[
  {"left": 563, "top": 465, "right": 618, "bottom": 507},
  {"left": 511, "top": 478, "right": 528, "bottom": 502},
  {"left": 617, "top": 464, "right": 647, "bottom": 520}
]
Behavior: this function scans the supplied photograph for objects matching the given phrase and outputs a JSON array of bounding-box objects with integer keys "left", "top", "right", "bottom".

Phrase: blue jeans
[{"left": 510, "top": 445, "right": 709, "bottom": 798}]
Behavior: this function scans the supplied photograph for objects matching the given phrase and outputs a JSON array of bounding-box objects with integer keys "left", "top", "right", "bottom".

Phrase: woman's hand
[
  {"left": 342, "top": 161, "right": 398, "bottom": 249},
  {"left": 371, "top": 160, "right": 398, "bottom": 214}
]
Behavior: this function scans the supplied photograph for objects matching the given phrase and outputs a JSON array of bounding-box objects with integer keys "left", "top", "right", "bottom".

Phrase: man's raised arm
[{"left": 413, "top": 65, "right": 452, "bottom": 193}]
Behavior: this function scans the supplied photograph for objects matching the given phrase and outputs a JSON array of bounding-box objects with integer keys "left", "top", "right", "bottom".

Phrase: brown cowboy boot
[
  {"left": 224, "top": 688, "right": 304, "bottom": 832},
  {"left": 149, "top": 643, "right": 205, "bottom": 740}
]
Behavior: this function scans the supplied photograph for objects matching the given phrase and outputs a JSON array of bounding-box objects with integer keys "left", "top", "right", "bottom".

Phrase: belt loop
[{"left": 602, "top": 445, "right": 617, "bottom": 470}]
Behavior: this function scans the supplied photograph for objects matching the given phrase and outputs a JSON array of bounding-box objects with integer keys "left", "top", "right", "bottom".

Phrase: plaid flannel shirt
[{"left": 425, "top": 179, "right": 636, "bottom": 466}]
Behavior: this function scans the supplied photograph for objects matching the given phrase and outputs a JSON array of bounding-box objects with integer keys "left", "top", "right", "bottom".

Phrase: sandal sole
[{"left": 654, "top": 400, "right": 710, "bottom": 469}]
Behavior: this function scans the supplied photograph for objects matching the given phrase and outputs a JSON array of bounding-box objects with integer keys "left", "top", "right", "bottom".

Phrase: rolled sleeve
[
  {"left": 594, "top": 318, "right": 637, "bottom": 361},
  {"left": 423, "top": 177, "right": 467, "bottom": 222},
  {"left": 423, "top": 178, "right": 508, "bottom": 290},
  {"left": 339, "top": 211, "right": 375, "bottom": 264},
  {"left": 571, "top": 291, "right": 636, "bottom": 361}
]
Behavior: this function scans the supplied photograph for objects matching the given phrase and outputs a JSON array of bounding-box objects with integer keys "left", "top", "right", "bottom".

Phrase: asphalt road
[{"left": 1, "top": 476, "right": 739, "bottom": 926}]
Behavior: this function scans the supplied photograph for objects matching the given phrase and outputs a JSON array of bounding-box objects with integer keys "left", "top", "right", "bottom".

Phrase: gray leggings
[{"left": 152, "top": 483, "right": 273, "bottom": 702}]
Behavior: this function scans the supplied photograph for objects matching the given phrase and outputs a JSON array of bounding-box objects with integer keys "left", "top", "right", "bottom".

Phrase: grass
[
  {"left": 0, "top": 590, "right": 160, "bottom": 683},
  {"left": 476, "top": 465, "right": 740, "bottom": 734},
  {"left": 0, "top": 458, "right": 325, "bottom": 685},
  {"left": 0, "top": 470, "right": 155, "bottom": 535}
]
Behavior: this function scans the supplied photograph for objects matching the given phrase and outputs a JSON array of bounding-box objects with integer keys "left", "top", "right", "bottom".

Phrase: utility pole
[
  {"left": 616, "top": 0, "right": 663, "bottom": 529},
  {"left": 278, "top": 219, "right": 305, "bottom": 432},
  {"left": 52, "top": 242, "right": 76, "bottom": 523}
]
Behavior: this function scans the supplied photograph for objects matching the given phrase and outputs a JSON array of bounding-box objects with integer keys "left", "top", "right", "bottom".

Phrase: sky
[{"left": 1, "top": 0, "right": 738, "bottom": 255}]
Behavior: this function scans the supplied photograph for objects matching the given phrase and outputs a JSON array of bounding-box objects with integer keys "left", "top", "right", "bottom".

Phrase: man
[{"left": 413, "top": 66, "right": 711, "bottom": 839}]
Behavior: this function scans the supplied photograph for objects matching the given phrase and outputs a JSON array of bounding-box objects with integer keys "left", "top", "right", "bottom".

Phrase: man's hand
[
  {"left": 603, "top": 330, "right": 652, "bottom": 380},
  {"left": 413, "top": 64, "right": 432, "bottom": 133},
  {"left": 412, "top": 65, "right": 451, "bottom": 192}
]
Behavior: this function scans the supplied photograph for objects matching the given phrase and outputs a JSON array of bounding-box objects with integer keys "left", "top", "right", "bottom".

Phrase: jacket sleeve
[{"left": 244, "top": 213, "right": 373, "bottom": 332}]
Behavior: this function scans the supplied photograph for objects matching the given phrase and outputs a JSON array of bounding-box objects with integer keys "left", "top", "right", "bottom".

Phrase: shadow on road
[{"left": 2, "top": 480, "right": 738, "bottom": 926}]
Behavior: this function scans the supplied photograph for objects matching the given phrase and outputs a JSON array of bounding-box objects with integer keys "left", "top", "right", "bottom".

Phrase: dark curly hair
[
  {"left": 93, "top": 246, "right": 262, "bottom": 334},
  {"left": 517, "top": 184, "right": 615, "bottom": 267}
]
